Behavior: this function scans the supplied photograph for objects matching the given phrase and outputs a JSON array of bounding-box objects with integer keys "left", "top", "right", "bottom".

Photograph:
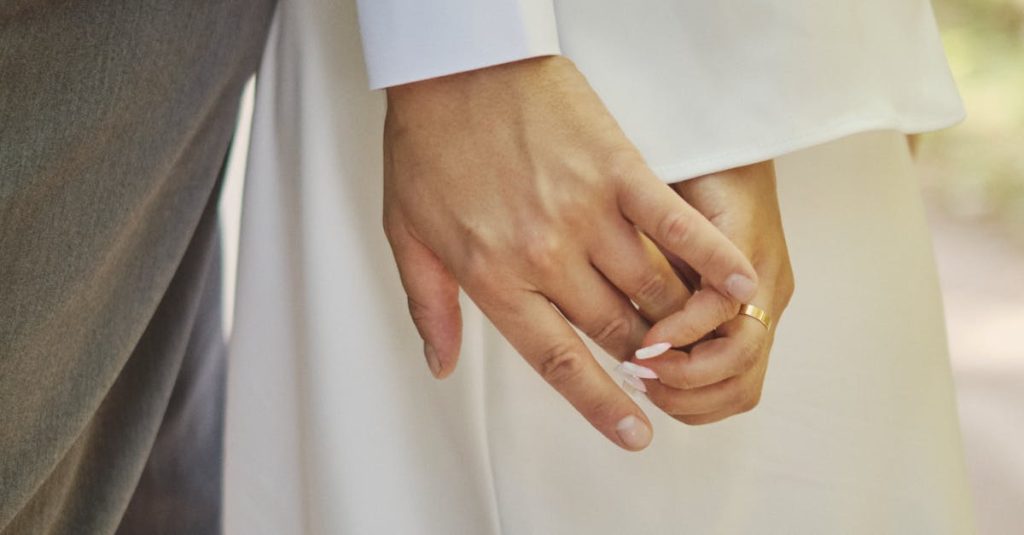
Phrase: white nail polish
[
  {"left": 616, "top": 415, "right": 652, "bottom": 450},
  {"left": 622, "top": 379, "right": 643, "bottom": 396},
  {"left": 635, "top": 342, "right": 671, "bottom": 360},
  {"left": 621, "top": 373, "right": 647, "bottom": 393},
  {"left": 619, "top": 361, "right": 658, "bottom": 379}
]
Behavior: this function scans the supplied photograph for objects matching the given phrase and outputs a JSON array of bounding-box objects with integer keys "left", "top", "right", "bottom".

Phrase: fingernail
[
  {"left": 620, "top": 373, "right": 647, "bottom": 393},
  {"left": 424, "top": 343, "right": 442, "bottom": 378},
  {"left": 725, "top": 274, "right": 757, "bottom": 302},
  {"left": 622, "top": 379, "right": 645, "bottom": 396},
  {"left": 619, "top": 361, "right": 658, "bottom": 379},
  {"left": 635, "top": 342, "right": 671, "bottom": 360},
  {"left": 616, "top": 415, "right": 652, "bottom": 450}
]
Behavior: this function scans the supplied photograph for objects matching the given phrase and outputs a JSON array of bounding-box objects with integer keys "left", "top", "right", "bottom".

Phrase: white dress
[{"left": 224, "top": 1, "right": 975, "bottom": 533}]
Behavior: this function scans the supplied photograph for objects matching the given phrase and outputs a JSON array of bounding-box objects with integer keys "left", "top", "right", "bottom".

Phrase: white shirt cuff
[{"left": 357, "top": 0, "right": 562, "bottom": 89}]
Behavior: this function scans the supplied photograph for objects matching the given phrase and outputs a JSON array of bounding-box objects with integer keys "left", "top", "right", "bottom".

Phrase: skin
[
  {"left": 382, "top": 55, "right": 768, "bottom": 451},
  {"left": 639, "top": 161, "right": 795, "bottom": 424}
]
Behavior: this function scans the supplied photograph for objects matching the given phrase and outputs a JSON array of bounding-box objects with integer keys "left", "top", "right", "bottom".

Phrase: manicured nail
[
  {"left": 621, "top": 379, "right": 645, "bottom": 396},
  {"left": 616, "top": 415, "right": 652, "bottom": 450},
  {"left": 620, "top": 373, "right": 647, "bottom": 393},
  {"left": 635, "top": 342, "right": 671, "bottom": 360},
  {"left": 424, "top": 343, "right": 442, "bottom": 378},
  {"left": 725, "top": 274, "right": 757, "bottom": 302},
  {"left": 619, "top": 361, "right": 658, "bottom": 379}
]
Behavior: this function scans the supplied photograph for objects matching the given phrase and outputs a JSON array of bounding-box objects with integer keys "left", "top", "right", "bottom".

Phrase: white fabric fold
[{"left": 552, "top": 0, "right": 964, "bottom": 180}]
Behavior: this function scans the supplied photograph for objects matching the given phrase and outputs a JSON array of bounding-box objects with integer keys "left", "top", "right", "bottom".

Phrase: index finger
[
  {"left": 617, "top": 168, "right": 758, "bottom": 303},
  {"left": 467, "top": 286, "right": 654, "bottom": 451},
  {"left": 642, "top": 314, "right": 769, "bottom": 390}
]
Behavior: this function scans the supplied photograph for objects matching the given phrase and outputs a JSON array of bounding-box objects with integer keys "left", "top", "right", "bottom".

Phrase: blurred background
[
  {"left": 218, "top": 1, "right": 1022, "bottom": 532},
  {"left": 917, "top": 0, "right": 1024, "bottom": 533}
]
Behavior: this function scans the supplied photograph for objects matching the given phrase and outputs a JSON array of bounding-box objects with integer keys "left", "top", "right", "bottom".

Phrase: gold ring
[{"left": 738, "top": 303, "right": 772, "bottom": 330}]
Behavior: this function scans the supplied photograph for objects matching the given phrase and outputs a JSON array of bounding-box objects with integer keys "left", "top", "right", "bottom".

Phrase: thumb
[{"left": 385, "top": 221, "right": 463, "bottom": 379}]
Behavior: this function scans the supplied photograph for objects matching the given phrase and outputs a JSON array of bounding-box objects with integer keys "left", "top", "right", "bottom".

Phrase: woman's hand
[
  {"left": 626, "top": 161, "right": 795, "bottom": 424},
  {"left": 383, "top": 56, "right": 760, "bottom": 450}
]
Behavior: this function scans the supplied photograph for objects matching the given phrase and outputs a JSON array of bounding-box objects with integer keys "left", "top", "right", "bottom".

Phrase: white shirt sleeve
[{"left": 356, "top": 0, "right": 562, "bottom": 89}]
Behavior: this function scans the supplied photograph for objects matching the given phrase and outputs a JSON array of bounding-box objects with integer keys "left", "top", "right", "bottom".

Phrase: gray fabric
[
  {"left": 0, "top": 0, "right": 275, "bottom": 533},
  {"left": 115, "top": 184, "right": 229, "bottom": 535}
]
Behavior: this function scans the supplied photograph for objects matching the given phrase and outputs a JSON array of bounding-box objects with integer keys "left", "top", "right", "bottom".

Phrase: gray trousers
[{"left": 1, "top": 0, "right": 275, "bottom": 532}]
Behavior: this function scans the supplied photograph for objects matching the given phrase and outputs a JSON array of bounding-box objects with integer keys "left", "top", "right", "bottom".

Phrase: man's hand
[
  {"left": 382, "top": 56, "right": 759, "bottom": 450},
  {"left": 629, "top": 161, "right": 795, "bottom": 424}
]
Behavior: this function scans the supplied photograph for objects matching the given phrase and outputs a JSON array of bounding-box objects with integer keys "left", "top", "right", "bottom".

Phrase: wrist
[{"left": 385, "top": 55, "right": 572, "bottom": 114}]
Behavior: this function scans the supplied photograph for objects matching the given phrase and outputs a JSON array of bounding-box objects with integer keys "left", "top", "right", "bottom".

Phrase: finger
[
  {"left": 541, "top": 262, "right": 651, "bottom": 361},
  {"left": 652, "top": 242, "right": 701, "bottom": 292},
  {"left": 643, "top": 371, "right": 762, "bottom": 418},
  {"left": 666, "top": 366, "right": 767, "bottom": 425},
  {"left": 640, "top": 313, "right": 769, "bottom": 390},
  {"left": 467, "top": 286, "right": 654, "bottom": 451},
  {"left": 385, "top": 221, "right": 463, "bottom": 379},
  {"left": 641, "top": 287, "right": 739, "bottom": 349},
  {"left": 589, "top": 220, "right": 691, "bottom": 322},
  {"left": 616, "top": 168, "right": 758, "bottom": 303},
  {"left": 670, "top": 401, "right": 761, "bottom": 426}
]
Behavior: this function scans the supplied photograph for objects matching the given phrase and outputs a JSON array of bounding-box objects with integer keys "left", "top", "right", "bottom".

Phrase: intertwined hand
[
  {"left": 626, "top": 162, "right": 794, "bottom": 424},
  {"left": 382, "top": 56, "right": 760, "bottom": 450}
]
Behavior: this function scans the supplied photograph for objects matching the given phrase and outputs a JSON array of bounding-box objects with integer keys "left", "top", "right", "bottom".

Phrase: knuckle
[
  {"left": 656, "top": 211, "right": 694, "bottom": 249},
  {"left": 406, "top": 296, "right": 432, "bottom": 324},
  {"left": 733, "top": 342, "right": 761, "bottom": 373},
  {"left": 520, "top": 234, "right": 565, "bottom": 275},
  {"left": 587, "top": 313, "right": 633, "bottom": 351},
  {"left": 672, "top": 370, "right": 697, "bottom": 390},
  {"left": 583, "top": 396, "right": 621, "bottom": 428},
  {"left": 553, "top": 195, "right": 593, "bottom": 227},
  {"left": 459, "top": 249, "right": 505, "bottom": 299},
  {"left": 605, "top": 150, "right": 646, "bottom": 184},
  {"left": 779, "top": 267, "right": 796, "bottom": 307},
  {"left": 727, "top": 384, "right": 750, "bottom": 407},
  {"left": 696, "top": 242, "right": 724, "bottom": 273},
  {"left": 633, "top": 272, "right": 667, "bottom": 305},
  {"left": 713, "top": 292, "right": 740, "bottom": 322},
  {"left": 673, "top": 325, "right": 701, "bottom": 347},
  {"left": 738, "top": 391, "right": 762, "bottom": 414},
  {"left": 536, "top": 343, "right": 588, "bottom": 388},
  {"left": 460, "top": 248, "right": 493, "bottom": 286}
]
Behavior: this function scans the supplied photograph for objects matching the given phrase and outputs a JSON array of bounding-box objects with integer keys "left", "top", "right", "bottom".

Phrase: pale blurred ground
[
  {"left": 921, "top": 1, "right": 1024, "bottom": 533},
  {"left": 928, "top": 206, "right": 1024, "bottom": 534},
  {"left": 218, "top": 2, "right": 1023, "bottom": 529}
]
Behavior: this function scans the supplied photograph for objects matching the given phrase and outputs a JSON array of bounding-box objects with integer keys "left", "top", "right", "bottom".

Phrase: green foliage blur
[{"left": 922, "top": 0, "right": 1024, "bottom": 243}]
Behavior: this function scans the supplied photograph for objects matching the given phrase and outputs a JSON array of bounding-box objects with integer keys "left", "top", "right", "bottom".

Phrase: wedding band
[{"left": 738, "top": 303, "right": 772, "bottom": 330}]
